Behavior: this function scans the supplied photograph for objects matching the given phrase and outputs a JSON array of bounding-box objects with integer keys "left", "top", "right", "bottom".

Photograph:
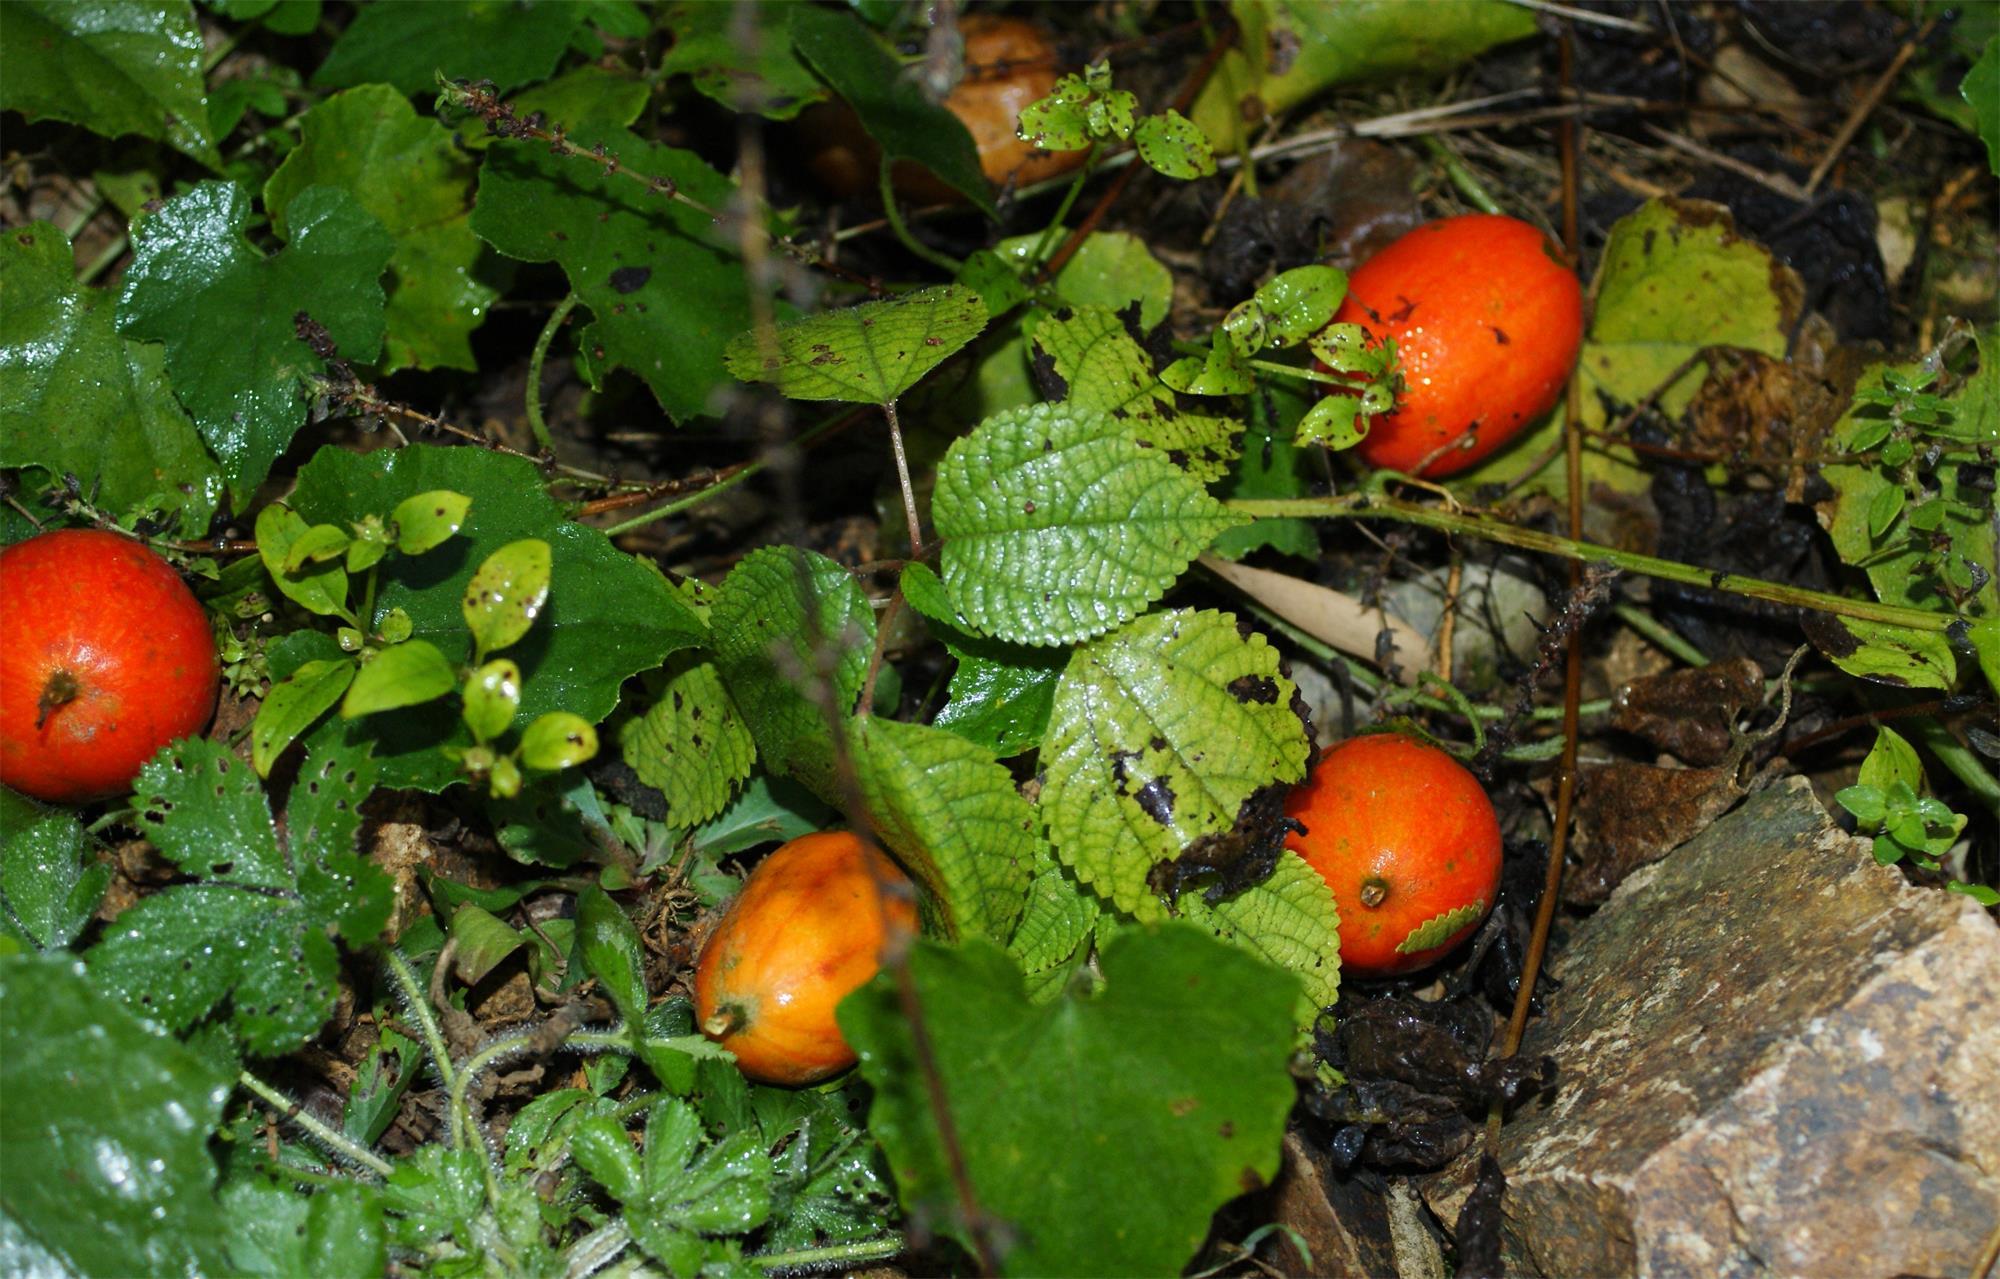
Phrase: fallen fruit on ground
[
  {"left": 1325, "top": 213, "right": 1584, "bottom": 477},
  {"left": 1284, "top": 732, "right": 1503, "bottom": 976},
  {"left": 695, "top": 829, "right": 919, "bottom": 1085},
  {"left": 0, "top": 529, "right": 220, "bottom": 805}
]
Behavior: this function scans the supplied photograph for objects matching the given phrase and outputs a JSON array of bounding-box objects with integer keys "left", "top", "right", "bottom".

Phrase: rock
[
  {"left": 1265, "top": 1131, "right": 1406, "bottom": 1278},
  {"left": 1425, "top": 778, "right": 2000, "bottom": 1277}
]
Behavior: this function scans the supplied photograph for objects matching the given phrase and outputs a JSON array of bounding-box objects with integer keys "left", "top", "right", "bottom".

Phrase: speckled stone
[{"left": 1426, "top": 778, "right": 2000, "bottom": 1277}]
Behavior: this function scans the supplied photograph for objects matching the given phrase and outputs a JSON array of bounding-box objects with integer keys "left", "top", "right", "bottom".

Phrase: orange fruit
[
  {"left": 1325, "top": 214, "right": 1583, "bottom": 477},
  {"left": 1284, "top": 733, "right": 1502, "bottom": 976},
  {"left": 694, "top": 830, "right": 917, "bottom": 1086}
]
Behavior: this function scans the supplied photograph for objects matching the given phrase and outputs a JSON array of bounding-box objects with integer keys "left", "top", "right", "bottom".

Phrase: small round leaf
[
  {"left": 463, "top": 659, "right": 522, "bottom": 744},
  {"left": 391, "top": 489, "right": 471, "bottom": 554},
  {"left": 462, "top": 538, "right": 552, "bottom": 659},
  {"left": 518, "top": 712, "right": 599, "bottom": 772}
]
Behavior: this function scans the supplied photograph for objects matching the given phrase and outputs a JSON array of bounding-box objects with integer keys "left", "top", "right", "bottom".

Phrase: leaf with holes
[
  {"left": 725, "top": 285, "right": 987, "bottom": 404},
  {"left": 1028, "top": 307, "right": 1241, "bottom": 482},
  {"left": 839, "top": 926, "right": 1297, "bottom": 1277},
  {"left": 620, "top": 655, "right": 756, "bottom": 829},
  {"left": 708, "top": 546, "right": 875, "bottom": 805},
  {"left": 116, "top": 181, "right": 393, "bottom": 504},
  {"left": 1039, "top": 610, "right": 1311, "bottom": 921},
  {"left": 849, "top": 716, "right": 1038, "bottom": 943},
  {"left": 0, "top": 222, "right": 222, "bottom": 538},
  {"left": 933, "top": 404, "right": 1247, "bottom": 647},
  {"left": 86, "top": 738, "right": 391, "bottom": 1054}
]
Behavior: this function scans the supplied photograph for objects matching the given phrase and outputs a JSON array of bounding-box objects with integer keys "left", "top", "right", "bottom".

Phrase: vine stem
[
  {"left": 382, "top": 948, "right": 455, "bottom": 1096},
  {"left": 1226, "top": 495, "right": 1963, "bottom": 634},
  {"left": 599, "top": 408, "right": 864, "bottom": 537},
  {"left": 238, "top": 1071, "right": 394, "bottom": 1179},
  {"left": 526, "top": 292, "right": 580, "bottom": 453},
  {"left": 877, "top": 159, "right": 964, "bottom": 274}
]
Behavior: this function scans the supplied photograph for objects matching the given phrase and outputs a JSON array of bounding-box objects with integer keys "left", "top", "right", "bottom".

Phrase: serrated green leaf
[
  {"left": 462, "top": 658, "right": 521, "bottom": 743},
  {"left": 89, "top": 738, "right": 389, "bottom": 1053},
  {"left": 658, "top": 1, "right": 826, "bottom": 119},
  {"left": 343, "top": 640, "right": 457, "bottom": 719},
  {"left": 708, "top": 546, "right": 875, "bottom": 804},
  {"left": 0, "top": 0, "right": 220, "bottom": 168},
  {"left": 284, "top": 446, "right": 704, "bottom": 790},
  {"left": 1177, "top": 851, "right": 1339, "bottom": 1028},
  {"left": 117, "top": 182, "right": 393, "bottom": 504},
  {"left": 264, "top": 85, "right": 496, "bottom": 372},
  {"left": 470, "top": 66, "right": 769, "bottom": 424},
  {"left": 620, "top": 656, "right": 756, "bottom": 828},
  {"left": 577, "top": 885, "right": 647, "bottom": 1023},
  {"left": 1395, "top": 899, "right": 1484, "bottom": 954},
  {"left": 1807, "top": 615, "right": 1957, "bottom": 690},
  {"left": 1006, "top": 842, "right": 1099, "bottom": 975},
  {"left": 934, "top": 404, "right": 1248, "bottom": 646},
  {"left": 518, "top": 712, "right": 598, "bottom": 772},
  {"left": 312, "top": 0, "right": 582, "bottom": 95},
  {"left": 462, "top": 538, "right": 552, "bottom": 660},
  {"left": 1040, "top": 610, "right": 1311, "bottom": 921},
  {"left": 251, "top": 657, "right": 355, "bottom": 776},
  {"left": 1027, "top": 306, "right": 1242, "bottom": 482},
  {"left": 849, "top": 716, "right": 1038, "bottom": 943},
  {"left": 0, "top": 789, "right": 110, "bottom": 951},
  {"left": 789, "top": 4, "right": 995, "bottom": 215},
  {"left": 0, "top": 222, "right": 221, "bottom": 538},
  {"left": 574, "top": 1101, "right": 773, "bottom": 1270},
  {"left": 725, "top": 284, "right": 987, "bottom": 404},
  {"left": 840, "top": 926, "right": 1296, "bottom": 1278},
  {"left": 1132, "top": 109, "right": 1215, "bottom": 179},
  {"left": 0, "top": 955, "right": 232, "bottom": 1279}
]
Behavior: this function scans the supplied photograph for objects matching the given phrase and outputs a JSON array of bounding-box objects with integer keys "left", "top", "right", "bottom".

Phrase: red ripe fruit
[
  {"left": 1327, "top": 214, "right": 1584, "bottom": 477},
  {"left": 0, "top": 530, "right": 219, "bottom": 803}
]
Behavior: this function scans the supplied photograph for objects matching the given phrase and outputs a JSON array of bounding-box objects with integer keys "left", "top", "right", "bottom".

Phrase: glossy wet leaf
[
  {"left": 251, "top": 657, "right": 356, "bottom": 776},
  {"left": 840, "top": 926, "right": 1297, "bottom": 1278},
  {"left": 0, "top": 221, "right": 221, "bottom": 538},
  {"left": 1805, "top": 615, "right": 1957, "bottom": 690},
  {"left": 571, "top": 1102, "right": 773, "bottom": 1272},
  {"left": 462, "top": 658, "right": 521, "bottom": 743},
  {"left": 1132, "top": 109, "right": 1216, "bottom": 179},
  {"left": 0, "top": 955, "right": 232, "bottom": 1279},
  {"left": 724, "top": 284, "right": 988, "bottom": 404},
  {"left": 284, "top": 523, "right": 351, "bottom": 572},
  {"left": 313, "top": 0, "right": 582, "bottom": 95},
  {"left": 343, "top": 640, "right": 457, "bottom": 719},
  {"left": 0, "top": 789, "right": 110, "bottom": 952},
  {"left": 117, "top": 182, "right": 393, "bottom": 504},
  {"left": 850, "top": 716, "right": 1039, "bottom": 943},
  {"left": 708, "top": 546, "right": 876, "bottom": 804},
  {"left": 933, "top": 404, "right": 1247, "bottom": 646},
  {"left": 463, "top": 538, "right": 552, "bottom": 660},
  {"left": 0, "top": 0, "right": 220, "bottom": 168},
  {"left": 620, "top": 655, "right": 756, "bottom": 828},
  {"left": 256, "top": 504, "right": 352, "bottom": 619},
  {"left": 518, "top": 712, "right": 598, "bottom": 772},
  {"left": 1040, "top": 610, "right": 1312, "bottom": 921},
  {"left": 1240, "top": 265, "right": 1348, "bottom": 350},
  {"left": 88, "top": 738, "right": 391, "bottom": 1054},
  {"left": 577, "top": 885, "right": 647, "bottom": 1023},
  {"left": 264, "top": 85, "right": 495, "bottom": 371},
  {"left": 219, "top": 1177, "right": 387, "bottom": 1279}
]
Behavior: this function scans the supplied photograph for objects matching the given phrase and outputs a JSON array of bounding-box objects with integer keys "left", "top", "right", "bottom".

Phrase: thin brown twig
[{"left": 1803, "top": 20, "right": 1935, "bottom": 196}]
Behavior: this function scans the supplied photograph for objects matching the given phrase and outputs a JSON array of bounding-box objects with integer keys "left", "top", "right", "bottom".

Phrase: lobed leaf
[{"left": 725, "top": 284, "right": 988, "bottom": 404}]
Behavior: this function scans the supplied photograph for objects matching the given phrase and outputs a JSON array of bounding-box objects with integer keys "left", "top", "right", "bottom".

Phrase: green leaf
[
  {"left": 1239, "top": 265, "right": 1348, "bottom": 350},
  {"left": 391, "top": 490, "right": 472, "bottom": 554},
  {"left": 1294, "top": 393, "right": 1368, "bottom": 451},
  {"left": 577, "top": 885, "right": 647, "bottom": 1023},
  {"left": 470, "top": 66, "right": 769, "bottom": 424},
  {"left": 690, "top": 773, "right": 835, "bottom": 861},
  {"left": 840, "top": 926, "right": 1298, "bottom": 1278},
  {"left": 708, "top": 546, "right": 876, "bottom": 804},
  {"left": 1858, "top": 726, "right": 1925, "bottom": 795},
  {"left": 0, "top": 222, "right": 221, "bottom": 538},
  {"left": 263, "top": 85, "right": 496, "bottom": 372},
  {"left": 1159, "top": 328, "right": 1254, "bottom": 396},
  {"left": 1964, "top": 36, "right": 1999, "bottom": 174},
  {"left": 658, "top": 0, "right": 826, "bottom": 119},
  {"left": 933, "top": 404, "right": 1248, "bottom": 646},
  {"left": 991, "top": 231, "right": 1175, "bottom": 331},
  {"left": 447, "top": 902, "right": 524, "bottom": 985},
  {"left": 1971, "top": 618, "right": 2000, "bottom": 692},
  {"left": 574, "top": 1102, "right": 773, "bottom": 1271},
  {"left": 87, "top": 738, "right": 390, "bottom": 1053},
  {"left": 0, "top": 954, "right": 232, "bottom": 1278},
  {"left": 1834, "top": 783, "right": 1887, "bottom": 826},
  {"left": 1806, "top": 615, "right": 1957, "bottom": 691},
  {"left": 462, "top": 658, "right": 521, "bottom": 743},
  {"left": 1027, "top": 305, "right": 1242, "bottom": 482},
  {"left": 620, "top": 655, "right": 757, "bottom": 828},
  {"left": 849, "top": 716, "right": 1039, "bottom": 943},
  {"left": 789, "top": 4, "right": 995, "bottom": 215},
  {"left": 0, "top": 0, "right": 221, "bottom": 168},
  {"left": 1866, "top": 481, "right": 1907, "bottom": 539},
  {"left": 312, "top": 0, "right": 582, "bottom": 95},
  {"left": 343, "top": 640, "right": 458, "bottom": 719},
  {"left": 1396, "top": 900, "right": 1484, "bottom": 954},
  {"left": 1016, "top": 75, "right": 1093, "bottom": 152},
  {"left": 517, "top": 712, "right": 599, "bottom": 772},
  {"left": 0, "top": 789, "right": 110, "bottom": 951},
  {"left": 285, "top": 445, "right": 705, "bottom": 790},
  {"left": 1176, "top": 851, "right": 1340, "bottom": 1029},
  {"left": 462, "top": 538, "right": 552, "bottom": 660},
  {"left": 725, "top": 284, "right": 988, "bottom": 404},
  {"left": 256, "top": 504, "right": 353, "bottom": 620},
  {"left": 1132, "top": 109, "right": 1216, "bottom": 179},
  {"left": 931, "top": 633, "right": 1065, "bottom": 760},
  {"left": 1006, "top": 842, "right": 1099, "bottom": 975},
  {"left": 251, "top": 657, "right": 356, "bottom": 776},
  {"left": 1040, "top": 610, "right": 1312, "bottom": 921},
  {"left": 283, "top": 523, "right": 351, "bottom": 572},
  {"left": 345, "top": 1025, "right": 419, "bottom": 1146},
  {"left": 116, "top": 182, "right": 394, "bottom": 504}
]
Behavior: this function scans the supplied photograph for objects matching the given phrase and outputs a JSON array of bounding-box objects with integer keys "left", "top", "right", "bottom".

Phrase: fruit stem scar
[
  {"left": 1359, "top": 876, "right": 1390, "bottom": 908},
  {"left": 703, "top": 1005, "right": 747, "bottom": 1039},
  {"left": 35, "top": 670, "right": 79, "bottom": 729}
]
